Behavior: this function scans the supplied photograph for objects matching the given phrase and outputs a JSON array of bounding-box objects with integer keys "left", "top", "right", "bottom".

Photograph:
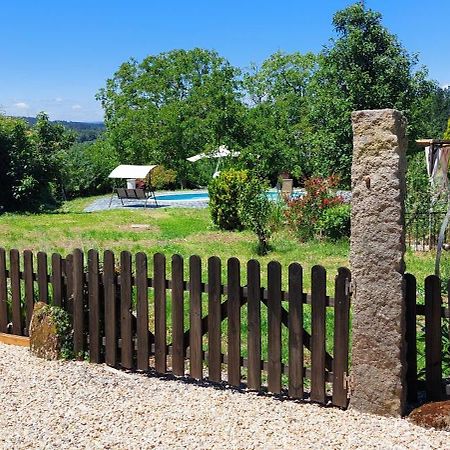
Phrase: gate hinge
[
  {"left": 345, "top": 279, "right": 355, "bottom": 297},
  {"left": 344, "top": 372, "right": 354, "bottom": 397}
]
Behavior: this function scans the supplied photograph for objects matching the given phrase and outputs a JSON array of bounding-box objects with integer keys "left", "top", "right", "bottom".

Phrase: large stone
[
  {"left": 350, "top": 109, "right": 408, "bottom": 417},
  {"left": 29, "top": 302, "right": 62, "bottom": 360},
  {"left": 409, "top": 401, "right": 450, "bottom": 431}
]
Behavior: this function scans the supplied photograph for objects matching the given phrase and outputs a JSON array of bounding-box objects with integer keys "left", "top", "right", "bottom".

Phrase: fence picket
[
  {"left": 268, "top": 261, "right": 282, "bottom": 394},
  {"left": 227, "top": 257, "right": 241, "bottom": 387},
  {"left": 37, "top": 251, "right": 48, "bottom": 303},
  {"left": 0, "top": 249, "right": 7, "bottom": 333},
  {"left": 10, "top": 249, "right": 22, "bottom": 336},
  {"left": 424, "top": 274, "right": 442, "bottom": 401},
  {"left": 332, "top": 267, "right": 351, "bottom": 408},
  {"left": 310, "top": 265, "right": 327, "bottom": 404},
  {"left": 247, "top": 259, "right": 261, "bottom": 391},
  {"left": 51, "top": 253, "right": 63, "bottom": 307},
  {"left": 171, "top": 254, "right": 184, "bottom": 376},
  {"left": 207, "top": 256, "right": 222, "bottom": 382},
  {"left": 104, "top": 250, "right": 117, "bottom": 367},
  {"left": 23, "top": 250, "right": 35, "bottom": 332},
  {"left": 73, "top": 249, "right": 84, "bottom": 356},
  {"left": 136, "top": 252, "right": 149, "bottom": 371},
  {"left": 154, "top": 253, "right": 167, "bottom": 373},
  {"left": 65, "top": 254, "right": 74, "bottom": 317},
  {"left": 288, "top": 262, "right": 303, "bottom": 399},
  {"left": 120, "top": 251, "right": 133, "bottom": 369},
  {"left": 189, "top": 255, "right": 203, "bottom": 379},
  {"left": 88, "top": 250, "right": 101, "bottom": 364},
  {"left": 405, "top": 273, "right": 418, "bottom": 403}
]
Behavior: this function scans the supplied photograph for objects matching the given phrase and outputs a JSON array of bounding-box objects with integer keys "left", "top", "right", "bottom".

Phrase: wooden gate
[{"left": 0, "top": 248, "right": 352, "bottom": 408}]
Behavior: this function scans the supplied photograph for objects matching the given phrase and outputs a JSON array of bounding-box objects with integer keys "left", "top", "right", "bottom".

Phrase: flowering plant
[{"left": 285, "top": 176, "right": 346, "bottom": 241}]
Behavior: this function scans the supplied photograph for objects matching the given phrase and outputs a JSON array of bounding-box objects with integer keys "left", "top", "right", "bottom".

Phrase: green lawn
[
  {"left": 0, "top": 195, "right": 437, "bottom": 289},
  {"left": 0, "top": 196, "right": 440, "bottom": 380}
]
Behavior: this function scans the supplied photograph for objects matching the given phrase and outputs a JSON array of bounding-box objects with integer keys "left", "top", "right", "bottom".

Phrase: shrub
[
  {"left": 285, "top": 176, "right": 344, "bottom": 241},
  {"left": 238, "top": 177, "right": 273, "bottom": 255},
  {"left": 0, "top": 113, "right": 74, "bottom": 211},
  {"left": 61, "top": 139, "right": 119, "bottom": 198},
  {"left": 149, "top": 165, "right": 177, "bottom": 190},
  {"left": 208, "top": 169, "right": 248, "bottom": 230},
  {"left": 316, "top": 203, "right": 350, "bottom": 240}
]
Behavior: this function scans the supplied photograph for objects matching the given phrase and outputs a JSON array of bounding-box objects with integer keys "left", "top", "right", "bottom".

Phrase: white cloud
[
  {"left": 71, "top": 104, "right": 82, "bottom": 110},
  {"left": 14, "top": 102, "right": 29, "bottom": 109},
  {"left": 442, "top": 84, "right": 450, "bottom": 90},
  {"left": 54, "top": 97, "right": 63, "bottom": 103}
]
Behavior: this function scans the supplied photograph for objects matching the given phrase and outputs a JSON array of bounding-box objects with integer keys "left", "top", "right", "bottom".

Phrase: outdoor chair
[{"left": 112, "top": 188, "right": 158, "bottom": 208}]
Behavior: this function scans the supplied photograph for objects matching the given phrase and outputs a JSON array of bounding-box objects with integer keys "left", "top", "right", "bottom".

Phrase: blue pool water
[{"left": 155, "top": 191, "right": 289, "bottom": 202}]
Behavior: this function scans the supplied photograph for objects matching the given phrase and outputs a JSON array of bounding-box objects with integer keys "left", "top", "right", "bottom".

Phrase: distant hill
[{"left": 20, "top": 116, "right": 105, "bottom": 142}]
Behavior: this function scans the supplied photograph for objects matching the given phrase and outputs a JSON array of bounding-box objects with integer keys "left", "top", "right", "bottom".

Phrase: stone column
[{"left": 350, "top": 109, "right": 408, "bottom": 417}]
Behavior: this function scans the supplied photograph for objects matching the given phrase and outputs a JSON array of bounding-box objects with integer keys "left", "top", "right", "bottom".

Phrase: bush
[
  {"left": 208, "top": 169, "right": 248, "bottom": 230},
  {"left": 149, "top": 165, "right": 177, "bottom": 190},
  {"left": 285, "top": 176, "right": 344, "bottom": 241},
  {"left": 0, "top": 113, "right": 74, "bottom": 211},
  {"left": 61, "top": 139, "right": 119, "bottom": 198},
  {"left": 238, "top": 177, "right": 273, "bottom": 255},
  {"left": 316, "top": 203, "right": 350, "bottom": 240}
]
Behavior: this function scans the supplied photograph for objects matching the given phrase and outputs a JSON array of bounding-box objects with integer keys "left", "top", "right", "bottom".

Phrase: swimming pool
[{"left": 154, "top": 190, "right": 293, "bottom": 202}]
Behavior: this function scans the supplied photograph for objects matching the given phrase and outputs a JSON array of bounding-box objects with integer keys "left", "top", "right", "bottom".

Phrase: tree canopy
[{"left": 97, "top": 48, "right": 246, "bottom": 186}]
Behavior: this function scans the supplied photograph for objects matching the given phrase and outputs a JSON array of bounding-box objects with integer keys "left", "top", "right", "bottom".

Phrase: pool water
[{"left": 155, "top": 191, "right": 292, "bottom": 202}]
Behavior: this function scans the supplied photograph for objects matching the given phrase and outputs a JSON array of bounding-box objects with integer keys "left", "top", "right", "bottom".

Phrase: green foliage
[
  {"left": 238, "top": 177, "right": 273, "bottom": 255},
  {"left": 149, "top": 165, "right": 177, "bottom": 190},
  {"left": 60, "top": 139, "right": 119, "bottom": 198},
  {"left": 242, "top": 51, "right": 317, "bottom": 183},
  {"left": 0, "top": 113, "right": 75, "bottom": 211},
  {"left": 316, "top": 204, "right": 350, "bottom": 240},
  {"left": 309, "top": 3, "right": 432, "bottom": 185},
  {"left": 406, "top": 151, "right": 432, "bottom": 213},
  {"left": 285, "top": 176, "right": 344, "bottom": 241},
  {"left": 208, "top": 169, "right": 248, "bottom": 230},
  {"left": 97, "top": 48, "right": 247, "bottom": 187},
  {"left": 444, "top": 118, "right": 450, "bottom": 139}
]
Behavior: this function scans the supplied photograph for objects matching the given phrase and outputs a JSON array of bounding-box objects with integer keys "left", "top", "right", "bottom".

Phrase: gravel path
[{"left": 0, "top": 344, "right": 448, "bottom": 449}]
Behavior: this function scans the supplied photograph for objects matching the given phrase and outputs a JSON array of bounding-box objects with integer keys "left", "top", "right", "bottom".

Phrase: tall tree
[
  {"left": 97, "top": 48, "right": 246, "bottom": 186},
  {"left": 242, "top": 51, "right": 317, "bottom": 182},
  {"left": 310, "top": 3, "right": 430, "bottom": 184}
]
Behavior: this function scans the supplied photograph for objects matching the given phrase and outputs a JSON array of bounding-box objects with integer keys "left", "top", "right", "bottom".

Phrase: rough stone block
[
  {"left": 350, "top": 109, "right": 407, "bottom": 417},
  {"left": 29, "top": 302, "right": 63, "bottom": 360}
]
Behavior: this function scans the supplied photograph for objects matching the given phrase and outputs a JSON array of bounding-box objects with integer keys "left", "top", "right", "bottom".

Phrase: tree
[
  {"left": 310, "top": 3, "right": 431, "bottom": 184},
  {"left": 242, "top": 52, "right": 317, "bottom": 183},
  {"left": 0, "top": 113, "right": 74, "bottom": 211},
  {"left": 97, "top": 49, "right": 246, "bottom": 187}
]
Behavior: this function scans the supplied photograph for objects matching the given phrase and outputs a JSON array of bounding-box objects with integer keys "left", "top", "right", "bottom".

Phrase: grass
[
  {"left": 0, "top": 195, "right": 442, "bottom": 384},
  {"left": 0, "top": 195, "right": 437, "bottom": 286}
]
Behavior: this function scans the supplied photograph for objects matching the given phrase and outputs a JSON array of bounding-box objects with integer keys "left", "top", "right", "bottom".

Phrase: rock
[
  {"left": 409, "top": 401, "right": 450, "bottom": 431},
  {"left": 29, "top": 302, "right": 63, "bottom": 360},
  {"left": 350, "top": 109, "right": 408, "bottom": 417}
]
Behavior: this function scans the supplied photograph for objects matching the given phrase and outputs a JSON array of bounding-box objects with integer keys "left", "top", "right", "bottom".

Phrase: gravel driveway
[{"left": 0, "top": 344, "right": 448, "bottom": 449}]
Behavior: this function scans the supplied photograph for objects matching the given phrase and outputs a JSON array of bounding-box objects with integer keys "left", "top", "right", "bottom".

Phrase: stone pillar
[{"left": 350, "top": 109, "right": 407, "bottom": 417}]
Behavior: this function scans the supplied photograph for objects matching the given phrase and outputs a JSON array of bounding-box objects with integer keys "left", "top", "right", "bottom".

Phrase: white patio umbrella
[{"left": 186, "top": 145, "right": 240, "bottom": 177}]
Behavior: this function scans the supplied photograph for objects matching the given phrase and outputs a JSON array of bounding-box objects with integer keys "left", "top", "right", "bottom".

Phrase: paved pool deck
[
  {"left": 84, "top": 190, "right": 209, "bottom": 212},
  {"left": 84, "top": 189, "right": 351, "bottom": 213}
]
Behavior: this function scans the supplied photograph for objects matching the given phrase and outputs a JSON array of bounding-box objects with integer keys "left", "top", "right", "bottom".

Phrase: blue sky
[{"left": 1, "top": 0, "right": 448, "bottom": 122}]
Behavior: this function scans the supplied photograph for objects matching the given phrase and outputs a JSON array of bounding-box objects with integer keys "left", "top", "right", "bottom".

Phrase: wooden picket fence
[
  {"left": 0, "top": 247, "right": 352, "bottom": 408},
  {"left": 405, "top": 273, "right": 450, "bottom": 402}
]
